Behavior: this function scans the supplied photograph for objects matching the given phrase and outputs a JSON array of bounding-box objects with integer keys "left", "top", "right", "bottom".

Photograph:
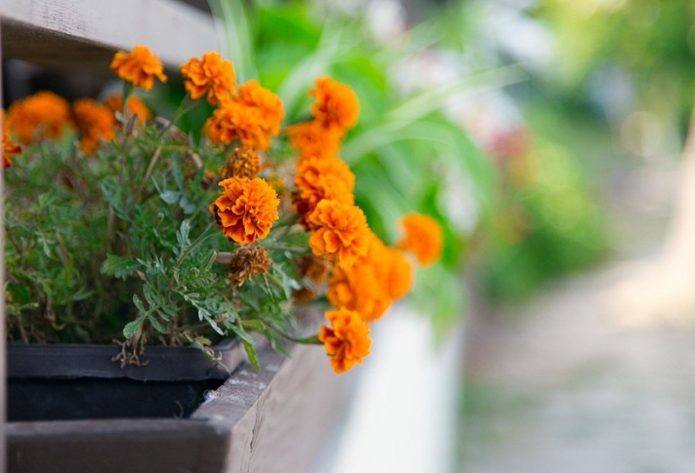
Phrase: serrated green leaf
[
  {"left": 101, "top": 254, "right": 140, "bottom": 279},
  {"left": 123, "top": 316, "right": 146, "bottom": 339}
]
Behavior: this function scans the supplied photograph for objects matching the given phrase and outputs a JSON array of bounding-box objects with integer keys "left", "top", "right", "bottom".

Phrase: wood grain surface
[{"left": 0, "top": 0, "right": 219, "bottom": 68}]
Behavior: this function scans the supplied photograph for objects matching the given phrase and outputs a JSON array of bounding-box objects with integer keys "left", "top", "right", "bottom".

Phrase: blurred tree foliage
[{"left": 536, "top": 0, "right": 695, "bottom": 119}]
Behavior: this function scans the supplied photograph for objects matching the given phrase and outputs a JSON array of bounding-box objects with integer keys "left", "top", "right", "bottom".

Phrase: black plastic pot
[{"left": 7, "top": 340, "right": 245, "bottom": 422}]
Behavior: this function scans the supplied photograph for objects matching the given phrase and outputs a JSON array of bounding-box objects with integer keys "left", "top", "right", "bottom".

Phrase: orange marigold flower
[
  {"left": 294, "top": 156, "right": 355, "bottom": 216},
  {"left": 8, "top": 91, "right": 70, "bottom": 145},
  {"left": 110, "top": 45, "right": 167, "bottom": 91},
  {"left": 2, "top": 111, "right": 20, "bottom": 168},
  {"left": 307, "top": 199, "right": 369, "bottom": 268},
  {"left": 328, "top": 264, "right": 391, "bottom": 322},
  {"left": 181, "top": 52, "right": 235, "bottom": 105},
  {"left": 103, "top": 94, "right": 152, "bottom": 123},
  {"left": 220, "top": 147, "right": 262, "bottom": 179},
  {"left": 210, "top": 177, "right": 280, "bottom": 245},
  {"left": 319, "top": 307, "right": 371, "bottom": 374},
  {"left": 328, "top": 233, "right": 412, "bottom": 322},
  {"left": 397, "top": 213, "right": 444, "bottom": 267},
  {"left": 205, "top": 101, "right": 267, "bottom": 150},
  {"left": 236, "top": 80, "right": 284, "bottom": 137},
  {"left": 72, "top": 99, "right": 116, "bottom": 155},
  {"left": 380, "top": 246, "right": 413, "bottom": 300},
  {"left": 310, "top": 76, "right": 359, "bottom": 134},
  {"left": 287, "top": 120, "right": 342, "bottom": 161}
]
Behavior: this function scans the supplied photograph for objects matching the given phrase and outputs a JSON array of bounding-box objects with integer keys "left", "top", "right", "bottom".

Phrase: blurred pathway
[{"left": 460, "top": 163, "right": 695, "bottom": 472}]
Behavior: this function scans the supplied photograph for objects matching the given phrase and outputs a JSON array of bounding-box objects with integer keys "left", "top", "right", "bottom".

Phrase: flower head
[
  {"left": 210, "top": 177, "right": 280, "bottom": 245},
  {"left": 72, "top": 99, "right": 116, "bottom": 155},
  {"left": 104, "top": 94, "right": 152, "bottom": 123},
  {"left": 205, "top": 102, "right": 268, "bottom": 151},
  {"left": 319, "top": 307, "right": 371, "bottom": 374},
  {"left": 328, "top": 233, "right": 412, "bottom": 322},
  {"left": 110, "top": 45, "right": 167, "bottom": 91},
  {"left": 236, "top": 80, "right": 284, "bottom": 137},
  {"left": 397, "top": 213, "right": 443, "bottom": 267},
  {"left": 2, "top": 111, "right": 20, "bottom": 168},
  {"left": 287, "top": 121, "right": 342, "bottom": 161},
  {"left": 310, "top": 76, "right": 359, "bottom": 134},
  {"left": 228, "top": 246, "right": 272, "bottom": 286},
  {"left": 181, "top": 52, "right": 235, "bottom": 105},
  {"left": 328, "top": 264, "right": 391, "bottom": 322},
  {"left": 381, "top": 246, "right": 413, "bottom": 300},
  {"left": 8, "top": 91, "right": 70, "bottom": 145},
  {"left": 294, "top": 156, "right": 355, "bottom": 216},
  {"left": 103, "top": 94, "right": 151, "bottom": 123},
  {"left": 220, "top": 147, "right": 262, "bottom": 180},
  {"left": 307, "top": 199, "right": 370, "bottom": 268}
]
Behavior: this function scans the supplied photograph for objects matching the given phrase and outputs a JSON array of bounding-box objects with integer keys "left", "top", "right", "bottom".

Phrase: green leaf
[
  {"left": 147, "top": 315, "right": 168, "bottom": 334},
  {"left": 160, "top": 190, "right": 180, "bottom": 204},
  {"left": 176, "top": 219, "right": 192, "bottom": 250},
  {"left": 101, "top": 255, "right": 140, "bottom": 279},
  {"left": 242, "top": 339, "right": 260, "bottom": 370},
  {"left": 123, "top": 315, "right": 146, "bottom": 339}
]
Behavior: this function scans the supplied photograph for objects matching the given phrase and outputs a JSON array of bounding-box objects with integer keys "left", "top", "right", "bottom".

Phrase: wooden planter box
[
  {"left": 8, "top": 343, "right": 345, "bottom": 473},
  {"left": 1, "top": 3, "right": 346, "bottom": 471}
]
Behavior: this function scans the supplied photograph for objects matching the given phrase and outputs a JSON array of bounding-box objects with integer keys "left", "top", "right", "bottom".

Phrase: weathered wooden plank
[
  {"left": 194, "top": 345, "right": 346, "bottom": 473},
  {"left": 7, "top": 343, "right": 346, "bottom": 473},
  {"left": 0, "top": 0, "right": 219, "bottom": 68}
]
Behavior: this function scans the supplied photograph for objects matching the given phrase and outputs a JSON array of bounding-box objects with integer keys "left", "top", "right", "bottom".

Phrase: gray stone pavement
[{"left": 460, "top": 163, "right": 695, "bottom": 473}]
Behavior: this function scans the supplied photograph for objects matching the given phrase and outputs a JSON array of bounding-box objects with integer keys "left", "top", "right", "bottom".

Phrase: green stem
[
  {"left": 267, "top": 323, "right": 321, "bottom": 345},
  {"left": 158, "top": 95, "right": 198, "bottom": 140},
  {"left": 134, "top": 143, "right": 163, "bottom": 202},
  {"left": 177, "top": 223, "right": 215, "bottom": 264}
]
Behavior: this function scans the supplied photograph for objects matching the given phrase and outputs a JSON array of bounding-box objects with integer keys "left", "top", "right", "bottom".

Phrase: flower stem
[{"left": 267, "top": 323, "right": 321, "bottom": 345}]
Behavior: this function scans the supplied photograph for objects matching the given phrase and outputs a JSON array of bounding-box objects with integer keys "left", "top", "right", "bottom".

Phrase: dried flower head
[
  {"left": 181, "top": 52, "right": 235, "bottom": 105},
  {"left": 110, "top": 45, "right": 167, "bottom": 91},
  {"left": 3, "top": 111, "right": 20, "bottom": 168},
  {"left": 228, "top": 246, "right": 272, "bottom": 286},
  {"left": 310, "top": 77, "right": 359, "bottom": 134},
  {"left": 210, "top": 177, "right": 280, "bottom": 245},
  {"left": 287, "top": 120, "right": 342, "bottom": 161},
  {"left": 220, "top": 147, "right": 262, "bottom": 179},
  {"left": 319, "top": 307, "right": 371, "bottom": 374},
  {"left": 103, "top": 94, "right": 152, "bottom": 123},
  {"left": 8, "top": 91, "right": 70, "bottom": 145},
  {"left": 397, "top": 213, "right": 443, "bottom": 267},
  {"left": 294, "top": 156, "right": 355, "bottom": 216},
  {"left": 72, "top": 99, "right": 116, "bottom": 155},
  {"left": 307, "top": 199, "right": 369, "bottom": 268}
]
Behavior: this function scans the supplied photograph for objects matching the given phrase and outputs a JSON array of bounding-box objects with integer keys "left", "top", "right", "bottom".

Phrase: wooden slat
[
  {"left": 7, "top": 344, "right": 346, "bottom": 473},
  {"left": 0, "top": 0, "right": 219, "bottom": 69},
  {"left": 194, "top": 345, "right": 346, "bottom": 473}
]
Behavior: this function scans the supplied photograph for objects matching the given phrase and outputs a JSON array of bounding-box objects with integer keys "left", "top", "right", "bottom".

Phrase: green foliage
[
  {"left": 5, "top": 109, "right": 307, "bottom": 363},
  {"left": 479, "top": 138, "right": 609, "bottom": 301}
]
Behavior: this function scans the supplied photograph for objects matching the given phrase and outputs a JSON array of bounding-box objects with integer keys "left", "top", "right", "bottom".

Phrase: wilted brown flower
[
  {"left": 228, "top": 246, "right": 272, "bottom": 287},
  {"left": 220, "top": 147, "right": 262, "bottom": 179}
]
